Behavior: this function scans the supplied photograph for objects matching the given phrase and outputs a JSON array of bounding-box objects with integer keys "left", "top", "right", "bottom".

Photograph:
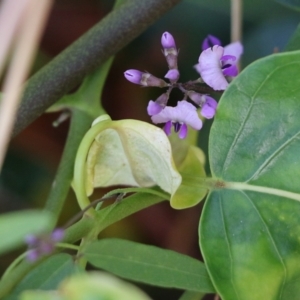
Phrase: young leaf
[
  {"left": 83, "top": 238, "right": 215, "bottom": 293},
  {"left": 85, "top": 119, "right": 181, "bottom": 196},
  {"left": 5, "top": 254, "right": 77, "bottom": 300},
  {"left": 0, "top": 210, "right": 52, "bottom": 255},
  {"left": 200, "top": 50, "right": 300, "bottom": 299}
]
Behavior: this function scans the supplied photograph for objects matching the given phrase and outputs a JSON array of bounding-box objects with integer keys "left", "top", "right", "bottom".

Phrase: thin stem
[
  {"left": 1, "top": 251, "right": 29, "bottom": 280},
  {"left": 55, "top": 243, "right": 80, "bottom": 251},
  {"left": 231, "top": 0, "right": 242, "bottom": 43},
  {"left": 44, "top": 108, "right": 93, "bottom": 226},
  {"left": 13, "top": 0, "right": 182, "bottom": 136}
]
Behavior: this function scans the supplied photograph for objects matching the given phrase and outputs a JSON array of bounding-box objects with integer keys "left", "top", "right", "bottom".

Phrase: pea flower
[
  {"left": 195, "top": 35, "right": 243, "bottom": 91},
  {"left": 24, "top": 228, "right": 64, "bottom": 262},
  {"left": 124, "top": 32, "right": 229, "bottom": 139},
  {"left": 151, "top": 100, "right": 202, "bottom": 139}
]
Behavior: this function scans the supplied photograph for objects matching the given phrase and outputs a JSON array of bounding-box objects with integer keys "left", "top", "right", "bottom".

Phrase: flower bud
[
  {"left": 161, "top": 32, "right": 176, "bottom": 49},
  {"left": 147, "top": 93, "right": 169, "bottom": 116},
  {"left": 187, "top": 91, "right": 206, "bottom": 106},
  {"left": 124, "top": 69, "right": 167, "bottom": 87},
  {"left": 164, "top": 69, "right": 180, "bottom": 82},
  {"left": 161, "top": 32, "right": 178, "bottom": 69}
]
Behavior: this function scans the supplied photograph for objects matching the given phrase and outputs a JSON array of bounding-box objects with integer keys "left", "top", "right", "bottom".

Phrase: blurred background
[{"left": 0, "top": 0, "right": 299, "bottom": 298}]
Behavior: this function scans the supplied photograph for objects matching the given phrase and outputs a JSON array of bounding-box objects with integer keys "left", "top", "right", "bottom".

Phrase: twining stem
[{"left": 13, "top": 0, "right": 182, "bottom": 136}]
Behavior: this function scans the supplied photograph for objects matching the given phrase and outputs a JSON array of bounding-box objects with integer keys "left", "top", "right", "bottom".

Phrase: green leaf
[
  {"left": 178, "top": 290, "right": 205, "bottom": 300},
  {"left": 170, "top": 146, "right": 207, "bottom": 209},
  {"left": 82, "top": 118, "right": 181, "bottom": 196},
  {"left": 200, "top": 50, "right": 300, "bottom": 299},
  {"left": 285, "top": 23, "right": 300, "bottom": 51},
  {"left": 0, "top": 210, "right": 53, "bottom": 255},
  {"left": 83, "top": 239, "right": 215, "bottom": 293},
  {"left": 275, "top": 0, "right": 300, "bottom": 11},
  {"left": 20, "top": 271, "right": 151, "bottom": 300},
  {"left": 5, "top": 254, "right": 77, "bottom": 300}
]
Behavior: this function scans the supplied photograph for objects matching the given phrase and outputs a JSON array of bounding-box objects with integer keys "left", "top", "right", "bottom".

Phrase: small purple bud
[
  {"left": 51, "top": 228, "right": 64, "bottom": 242},
  {"left": 161, "top": 32, "right": 176, "bottom": 49},
  {"left": 24, "top": 234, "right": 38, "bottom": 246},
  {"left": 164, "top": 69, "right": 179, "bottom": 82},
  {"left": 201, "top": 96, "right": 218, "bottom": 119},
  {"left": 124, "top": 69, "right": 143, "bottom": 85},
  {"left": 147, "top": 100, "right": 164, "bottom": 116},
  {"left": 26, "top": 249, "right": 39, "bottom": 262},
  {"left": 124, "top": 70, "right": 167, "bottom": 87},
  {"left": 202, "top": 35, "right": 222, "bottom": 51}
]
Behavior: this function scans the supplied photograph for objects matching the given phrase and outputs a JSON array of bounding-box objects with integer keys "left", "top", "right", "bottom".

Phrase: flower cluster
[
  {"left": 24, "top": 228, "right": 64, "bottom": 262},
  {"left": 124, "top": 32, "right": 243, "bottom": 139}
]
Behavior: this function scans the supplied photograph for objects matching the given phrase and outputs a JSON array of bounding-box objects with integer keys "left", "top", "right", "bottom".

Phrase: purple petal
[
  {"left": 51, "top": 228, "right": 64, "bottom": 242},
  {"left": 196, "top": 45, "right": 228, "bottom": 91},
  {"left": 26, "top": 249, "right": 39, "bottom": 262},
  {"left": 202, "top": 35, "right": 222, "bottom": 51},
  {"left": 124, "top": 69, "right": 143, "bottom": 84},
  {"left": 188, "top": 91, "right": 206, "bottom": 105},
  {"left": 164, "top": 121, "right": 172, "bottom": 135},
  {"left": 222, "top": 65, "right": 238, "bottom": 76},
  {"left": 164, "top": 69, "right": 179, "bottom": 81},
  {"left": 220, "top": 55, "right": 236, "bottom": 63},
  {"left": 147, "top": 100, "right": 163, "bottom": 116},
  {"left": 24, "top": 234, "right": 38, "bottom": 246},
  {"left": 178, "top": 123, "right": 188, "bottom": 139},
  {"left": 151, "top": 101, "right": 202, "bottom": 130},
  {"left": 224, "top": 41, "right": 243, "bottom": 61},
  {"left": 201, "top": 96, "right": 218, "bottom": 119},
  {"left": 161, "top": 32, "right": 176, "bottom": 49}
]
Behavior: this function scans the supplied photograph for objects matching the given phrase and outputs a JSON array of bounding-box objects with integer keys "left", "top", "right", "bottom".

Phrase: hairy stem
[{"left": 13, "top": 0, "right": 182, "bottom": 136}]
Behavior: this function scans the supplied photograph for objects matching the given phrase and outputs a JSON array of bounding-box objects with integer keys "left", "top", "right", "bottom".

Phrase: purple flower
[
  {"left": 151, "top": 100, "right": 202, "bottom": 139},
  {"left": 165, "top": 69, "right": 179, "bottom": 82},
  {"left": 187, "top": 91, "right": 218, "bottom": 119},
  {"left": 202, "top": 35, "right": 222, "bottom": 51},
  {"left": 147, "top": 93, "right": 169, "bottom": 116},
  {"left": 124, "top": 69, "right": 167, "bottom": 87},
  {"left": 201, "top": 96, "right": 218, "bottom": 119},
  {"left": 25, "top": 228, "right": 64, "bottom": 262},
  {"left": 147, "top": 100, "right": 164, "bottom": 116},
  {"left": 161, "top": 32, "right": 178, "bottom": 70},
  {"left": 161, "top": 32, "right": 177, "bottom": 49},
  {"left": 195, "top": 40, "right": 243, "bottom": 91}
]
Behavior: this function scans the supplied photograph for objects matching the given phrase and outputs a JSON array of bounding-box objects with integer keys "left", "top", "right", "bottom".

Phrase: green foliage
[
  {"left": 83, "top": 238, "right": 215, "bottom": 293},
  {"left": 5, "top": 254, "right": 77, "bottom": 300},
  {"left": 0, "top": 210, "right": 52, "bottom": 255},
  {"left": 285, "top": 23, "right": 300, "bottom": 50},
  {"left": 276, "top": 0, "right": 300, "bottom": 10},
  {"left": 20, "top": 272, "right": 151, "bottom": 300},
  {"left": 200, "top": 50, "right": 300, "bottom": 299}
]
